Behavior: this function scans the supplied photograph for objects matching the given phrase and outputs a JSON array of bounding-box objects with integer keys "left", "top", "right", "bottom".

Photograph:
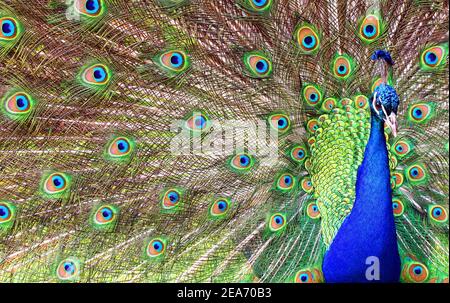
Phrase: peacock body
[{"left": 0, "top": 0, "right": 448, "bottom": 283}]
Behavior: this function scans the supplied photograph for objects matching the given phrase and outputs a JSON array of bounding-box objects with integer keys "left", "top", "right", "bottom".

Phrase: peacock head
[
  {"left": 371, "top": 83, "right": 400, "bottom": 137},
  {"left": 370, "top": 50, "right": 399, "bottom": 137}
]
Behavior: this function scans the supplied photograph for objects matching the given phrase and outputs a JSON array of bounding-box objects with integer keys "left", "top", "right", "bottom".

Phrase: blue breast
[{"left": 322, "top": 115, "right": 401, "bottom": 283}]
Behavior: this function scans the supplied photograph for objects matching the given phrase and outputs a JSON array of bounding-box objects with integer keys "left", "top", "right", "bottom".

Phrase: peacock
[{"left": 0, "top": 0, "right": 448, "bottom": 283}]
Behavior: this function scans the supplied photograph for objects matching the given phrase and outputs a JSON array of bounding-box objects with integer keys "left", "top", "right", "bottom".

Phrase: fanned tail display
[{"left": 0, "top": 0, "right": 448, "bottom": 283}]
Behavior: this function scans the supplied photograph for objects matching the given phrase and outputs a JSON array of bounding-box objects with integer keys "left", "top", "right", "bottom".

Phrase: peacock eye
[
  {"left": 268, "top": 113, "right": 290, "bottom": 133},
  {"left": 74, "top": 0, "right": 105, "bottom": 17},
  {"left": 42, "top": 172, "right": 71, "bottom": 197},
  {"left": 332, "top": 54, "right": 354, "bottom": 80},
  {"left": 157, "top": 50, "right": 190, "bottom": 75},
  {"left": 428, "top": 205, "right": 448, "bottom": 223},
  {"left": 303, "top": 84, "right": 322, "bottom": 107},
  {"left": 56, "top": 258, "right": 80, "bottom": 281},
  {"left": 374, "top": 100, "right": 382, "bottom": 111},
  {"left": 210, "top": 198, "right": 230, "bottom": 218},
  {"left": 146, "top": 238, "right": 166, "bottom": 258},
  {"left": 185, "top": 113, "right": 210, "bottom": 132},
  {"left": 420, "top": 45, "right": 447, "bottom": 71},
  {"left": 81, "top": 63, "right": 111, "bottom": 87},
  {"left": 162, "top": 189, "right": 182, "bottom": 209},
  {"left": 252, "top": 0, "right": 267, "bottom": 7},
  {"left": 0, "top": 17, "right": 20, "bottom": 40},
  {"left": 85, "top": 0, "right": 100, "bottom": 14},
  {"left": 358, "top": 14, "right": 382, "bottom": 43},
  {"left": 295, "top": 23, "right": 320, "bottom": 54},
  {"left": 243, "top": 52, "right": 272, "bottom": 78},
  {"left": 276, "top": 173, "right": 296, "bottom": 191},
  {"left": 229, "top": 154, "right": 254, "bottom": 172},
  {"left": 269, "top": 213, "right": 286, "bottom": 232},
  {"left": 3, "top": 91, "right": 35, "bottom": 120}
]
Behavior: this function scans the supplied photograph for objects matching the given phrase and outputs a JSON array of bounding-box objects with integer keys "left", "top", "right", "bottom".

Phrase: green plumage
[
  {"left": 309, "top": 106, "right": 370, "bottom": 246},
  {"left": 0, "top": 0, "right": 448, "bottom": 283}
]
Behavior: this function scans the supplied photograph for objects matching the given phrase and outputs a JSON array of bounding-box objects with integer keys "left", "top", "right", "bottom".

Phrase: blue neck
[{"left": 322, "top": 115, "right": 401, "bottom": 283}]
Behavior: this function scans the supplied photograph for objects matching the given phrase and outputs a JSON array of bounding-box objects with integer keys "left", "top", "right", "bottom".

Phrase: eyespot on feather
[
  {"left": 358, "top": 14, "right": 382, "bottom": 43},
  {"left": 80, "top": 63, "right": 111, "bottom": 87},
  {"left": 332, "top": 54, "right": 355, "bottom": 80},
  {"left": 405, "top": 163, "right": 428, "bottom": 185},
  {"left": 92, "top": 204, "right": 119, "bottom": 229},
  {"left": 402, "top": 261, "right": 429, "bottom": 283},
  {"left": 0, "top": 16, "right": 22, "bottom": 41},
  {"left": 210, "top": 198, "right": 230, "bottom": 218},
  {"left": 321, "top": 97, "right": 336, "bottom": 112},
  {"left": 155, "top": 50, "right": 190, "bottom": 75},
  {"left": 427, "top": 205, "right": 448, "bottom": 224},
  {"left": 391, "top": 139, "right": 413, "bottom": 158},
  {"left": 42, "top": 172, "right": 71, "bottom": 197},
  {"left": 276, "top": 173, "right": 296, "bottom": 192},
  {"left": 0, "top": 201, "right": 16, "bottom": 231},
  {"left": 2, "top": 90, "right": 35, "bottom": 121},
  {"left": 391, "top": 172, "right": 404, "bottom": 189},
  {"left": 306, "top": 202, "right": 320, "bottom": 219},
  {"left": 407, "top": 102, "right": 436, "bottom": 124},
  {"left": 306, "top": 119, "right": 320, "bottom": 134},
  {"left": 243, "top": 0, "right": 273, "bottom": 12},
  {"left": 290, "top": 144, "right": 308, "bottom": 164},
  {"left": 294, "top": 23, "right": 320, "bottom": 54},
  {"left": 302, "top": 84, "right": 323, "bottom": 107},
  {"left": 419, "top": 44, "right": 448, "bottom": 71},
  {"left": 185, "top": 112, "right": 210, "bottom": 132},
  {"left": 243, "top": 51, "right": 272, "bottom": 78},
  {"left": 294, "top": 269, "right": 321, "bottom": 283},
  {"left": 162, "top": 189, "right": 182, "bottom": 209},
  {"left": 145, "top": 238, "right": 166, "bottom": 258},
  {"left": 56, "top": 258, "right": 81, "bottom": 281},
  {"left": 354, "top": 95, "right": 368, "bottom": 110},
  {"left": 301, "top": 177, "right": 313, "bottom": 193},
  {"left": 229, "top": 154, "right": 254, "bottom": 172},
  {"left": 392, "top": 198, "right": 404, "bottom": 217},
  {"left": 269, "top": 213, "right": 286, "bottom": 232},
  {"left": 74, "top": 0, "right": 105, "bottom": 17},
  {"left": 268, "top": 113, "right": 290, "bottom": 133}
]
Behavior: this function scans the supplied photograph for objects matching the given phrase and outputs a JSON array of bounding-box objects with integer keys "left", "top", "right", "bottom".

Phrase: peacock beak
[
  {"left": 385, "top": 112, "right": 398, "bottom": 137},
  {"left": 371, "top": 90, "right": 398, "bottom": 137}
]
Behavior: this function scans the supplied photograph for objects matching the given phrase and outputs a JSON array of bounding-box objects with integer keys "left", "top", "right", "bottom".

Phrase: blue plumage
[
  {"left": 323, "top": 114, "right": 401, "bottom": 282},
  {"left": 371, "top": 50, "right": 395, "bottom": 66}
]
